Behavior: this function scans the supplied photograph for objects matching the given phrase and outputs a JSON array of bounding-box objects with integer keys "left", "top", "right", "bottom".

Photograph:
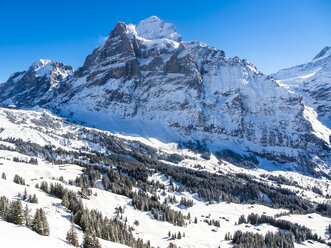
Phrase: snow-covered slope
[
  {"left": 0, "top": 59, "right": 73, "bottom": 107},
  {"left": 0, "top": 107, "right": 330, "bottom": 248},
  {"left": 272, "top": 47, "right": 331, "bottom": 129}
]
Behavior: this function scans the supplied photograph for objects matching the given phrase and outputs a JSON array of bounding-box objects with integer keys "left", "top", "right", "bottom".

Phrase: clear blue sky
[{"left": 0, "top": 0, "right": 330, "bottom": 82}]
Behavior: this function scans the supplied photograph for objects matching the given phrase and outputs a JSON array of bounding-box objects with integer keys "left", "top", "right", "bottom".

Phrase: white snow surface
[{"left": 134, "top": 16, "right": 182, "bottom": 42}]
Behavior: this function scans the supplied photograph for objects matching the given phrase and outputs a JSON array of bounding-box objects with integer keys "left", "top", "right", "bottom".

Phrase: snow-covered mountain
[
  {"left": 272, "top": 47, "right": 331, "bottom": 129},
  {"left": 0, "top": 59, "right": 73, "bottom": 107},
  {"left": 50, "top": 17, "right": 331, "bottom": 175},
  {"left": 0, "top": 16, "right": 330, "bottom": 176}
]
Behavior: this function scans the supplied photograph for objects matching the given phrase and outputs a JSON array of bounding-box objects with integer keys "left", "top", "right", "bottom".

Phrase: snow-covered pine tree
[
  {"left": 66, "top": 221, "right": 79, "bottom": 247},
  {"left": 13, "top": 175, "right": 25, "bottom": 185},
  {"left": 82, "top": 228, "right": 101, "bottom": 248},
  {"left": 32, "top": 208, "right": 50, "bottom": 236},
  {"left": 62, "top": 191, "right": 69, "bottom": 208},
  {"left": 5, "top": 199, "right": 24, "bottom": 225},
  {"left": 40, "top": 208, "right": 50, "bottom": 236},
  {"left": 0, "top": 196, "right": 9, "bottom": 217},
  {"left": 30, "top": 194, "right": 38, "bottom": 204},
  {"left": 23, "top": 188, "right": 27, "bottom": 201},
  {"left": 91, "top": 234, "right": 102, "bottom": 248},
  {"left": 24, "top": 204, "right": 31, "bottom": 227},
  {"left": 32, "top": 208, "right": 42, "bottom": 235}
]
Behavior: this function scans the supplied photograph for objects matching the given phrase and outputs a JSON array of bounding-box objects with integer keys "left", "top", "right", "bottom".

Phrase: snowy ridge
[
  {"left": 31, "top": 59, "right": 72, "bottom": 82},
  {"left": 272, "top": 46, "right": 331, "bottom": 129},
  {"left": 31, "top": 59, "right": 54, "bottom": 78},
  {"left": 313, "top": 46, "right": 331, "bottom": 61}
]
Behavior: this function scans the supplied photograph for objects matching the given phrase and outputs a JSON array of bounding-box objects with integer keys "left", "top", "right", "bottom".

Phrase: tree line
[
  {"left": 231, "top": 230, "right": 294, "bottom": 248},
  {"left": 37, "top": 180, "right": 151, "bottom": 248},
  {"left": 237, "top": 213, "right": 329, "bottom": 244},
  {"left": 0, "top": 195, "right": 49, "bottom": 236}
]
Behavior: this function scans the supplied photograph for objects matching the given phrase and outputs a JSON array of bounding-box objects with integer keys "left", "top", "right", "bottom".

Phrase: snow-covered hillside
[
  {"left": 0, "top": 107, "right": 330, "bottom": 248},
  {"left": 272, "top": 47, "right": 331, "bottom": 129}
]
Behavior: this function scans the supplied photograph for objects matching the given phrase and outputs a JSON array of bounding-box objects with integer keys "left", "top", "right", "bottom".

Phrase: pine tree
[
  {"left": 225, "top": 232, "right": 230, "bottom": 240},
  {"left": 32, "top": 208, "right": 50, "bottom": 236},
  {"left": 1, "top": 172, "right": 6, "bottom": 180},
  {"left": 62, "top": 191, "right": 69, "bottom": 208},
  {"left": 13, "top": 175, "right": 25, "bottom": 185},
  {"left": 32, "top": 208, "right": 41, "bottom": 234},
  {"left": 23, "top": 188, "right": 27, "bottom": 201},
  {"left": 66, "top": 221, "right": 79, "bottom": 247},
  {"left": 24, "top": 204, "right": 31, "bottom": 227},
  {"left": 79, "top": 212, "right": 89, "bottom": 232},
  {"left": 30, "top": 194, "right": 38, "bottom": 204},
  {"left": 0, "top": 196, "right": 9, "bottom": 217},
  {"left": 82, "top": 229, "right": 101, "bottom": 248},
  {"left": 91, "top": 234, "right": 101, "bottom": 248},
  {"left": 40, "top": 208, "right": 50, "bottom": 236},
  {"left": 6, "top": 199, "right": 24, "bottom": 225}
]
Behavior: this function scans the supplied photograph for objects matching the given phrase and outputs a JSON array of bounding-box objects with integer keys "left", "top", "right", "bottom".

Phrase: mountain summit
[
  {"left": 134, "top": 16, "right": 182, "bottom": 42},
  {"left": 0, "top": 59, "right": 73, "bottom": 107},
  {"left": 1, "top": 17, "right": 330, "bottom": 176},
  {"left": 313, "top": 46, "right": 331, "bottom": 60}
]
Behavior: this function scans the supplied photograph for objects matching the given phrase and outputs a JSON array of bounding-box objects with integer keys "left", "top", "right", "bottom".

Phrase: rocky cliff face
[
  {"left": 0, "top": 17, "right": 330, "bottom": 175},
  {"left": 0, "top": 59, "right": 73, "bottom": 107},
  {"left": 272, "top": 47, "right": 331, "bottom": 129}
]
